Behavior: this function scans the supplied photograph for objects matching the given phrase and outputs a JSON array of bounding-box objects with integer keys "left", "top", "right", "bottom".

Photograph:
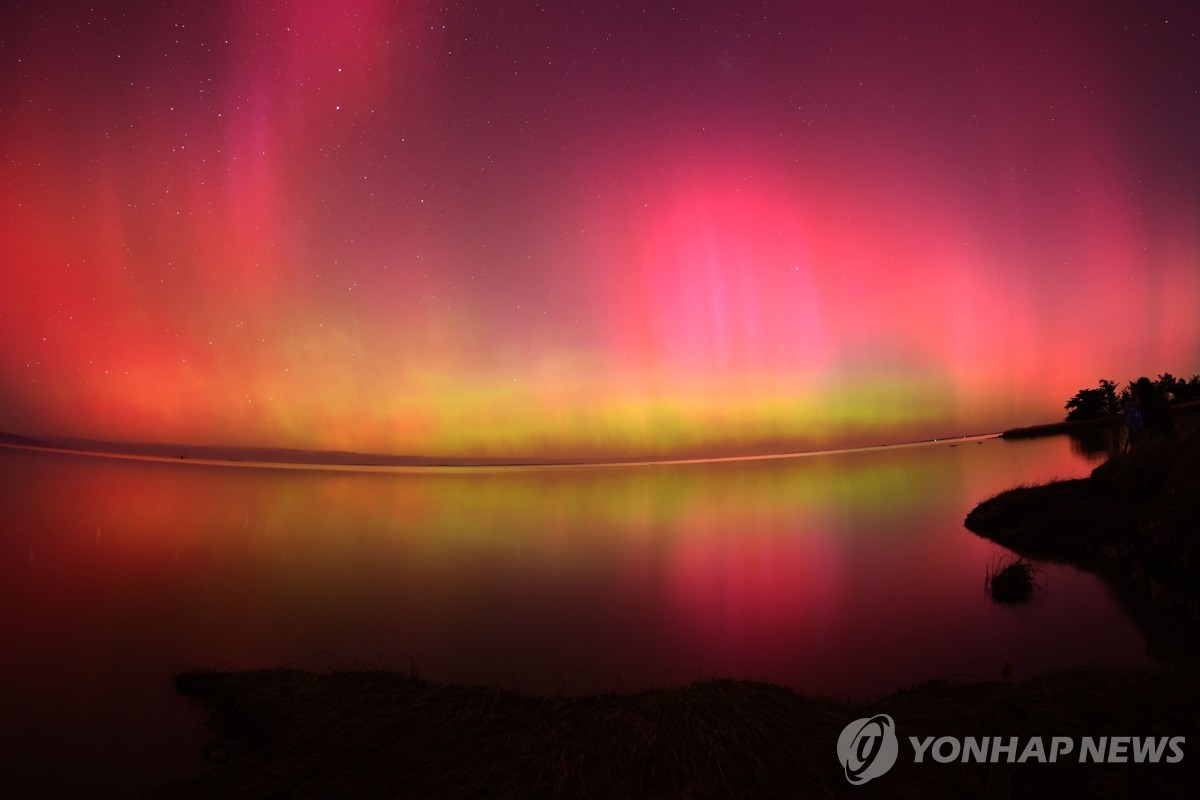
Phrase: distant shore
[
  {"left": 7, "top": 404, "right": 1198, "bottom": 469},
  {"left": 0, "top": 429, "right": 999, "bottom": 471},
  {"left": 1001, "top": 399, "right": 1200, "bottom": 439}
]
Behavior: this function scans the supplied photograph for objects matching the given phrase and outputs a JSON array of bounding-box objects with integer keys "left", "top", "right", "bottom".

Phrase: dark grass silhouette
[{"left": 159, "top": 664, "right": 1200, "bottom": 799}]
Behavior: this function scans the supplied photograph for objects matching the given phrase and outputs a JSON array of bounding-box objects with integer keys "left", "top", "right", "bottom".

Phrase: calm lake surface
[{"left": 0, "top": 435, "right": 1156, "bottom": 795}]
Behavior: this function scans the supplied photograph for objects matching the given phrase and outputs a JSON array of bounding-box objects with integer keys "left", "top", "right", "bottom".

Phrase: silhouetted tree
[
  {"left": 1065, "top": 379, "right": 1120, "bottom": 421},
  {"left": 1064, "top": 372, "right": 1200, "bottom": 421},
  {"left": 1182, "top": 375, "right": 1200, "bottom": 403},
  {"left": 1097, "top": 379, "right": 1121, "bottom": 415},
  {"left": 1155, "top": 372, "right": 1200, "bottom": 403}
]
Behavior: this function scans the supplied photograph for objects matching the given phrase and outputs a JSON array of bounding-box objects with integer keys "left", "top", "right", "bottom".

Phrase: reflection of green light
[
  {"left": 276, "top": 447, "right": 964, "bottom": 550},
  {"left": 1, "top": 442, "right": 963, "bottom": 569}
]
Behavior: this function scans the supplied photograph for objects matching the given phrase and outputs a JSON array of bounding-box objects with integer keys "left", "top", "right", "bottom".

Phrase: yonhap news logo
[
  {"left": 836, "top": 715, "right": 1186, "bottom": 785},
  {"left": 836, "top": 714, "right": 899, "bottom": 784}
]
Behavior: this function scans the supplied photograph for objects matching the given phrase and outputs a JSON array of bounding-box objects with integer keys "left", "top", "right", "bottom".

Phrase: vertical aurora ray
[{"left": 1, "top": 0, "right": 1196, "bottom": 458}]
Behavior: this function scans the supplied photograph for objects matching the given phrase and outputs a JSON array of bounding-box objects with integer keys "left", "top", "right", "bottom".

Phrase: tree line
[{"left": 1064, "top": 373, "right": 1200, "bottom": 422}]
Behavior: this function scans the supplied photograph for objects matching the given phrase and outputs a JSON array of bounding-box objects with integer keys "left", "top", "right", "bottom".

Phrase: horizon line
[{"left": 0, "top": 431, "right": 1004, "bottom": 472}]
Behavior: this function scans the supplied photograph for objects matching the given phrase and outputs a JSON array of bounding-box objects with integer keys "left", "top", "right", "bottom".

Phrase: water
[{"left": 0, "top": 436, "right": 1155, "bottom": 795}]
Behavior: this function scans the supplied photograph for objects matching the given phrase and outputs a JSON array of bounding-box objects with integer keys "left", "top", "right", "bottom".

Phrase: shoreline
[
  {"left": 965, "top": 428, "right": 1200, "bottom": 628},
  {"left": 1001, "top": 399, "right": 1200, "bottom": 440},
  {"left": 6, "top": 398, "right": 1197, "bottom": 469},
  {"left": 0, "top": 432, "right": 1002, "bottom": 472}
]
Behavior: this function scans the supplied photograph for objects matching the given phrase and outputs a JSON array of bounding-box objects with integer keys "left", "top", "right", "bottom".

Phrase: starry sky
[{"left": 1, "top": 0, "right": 1197, "bottom": 459}]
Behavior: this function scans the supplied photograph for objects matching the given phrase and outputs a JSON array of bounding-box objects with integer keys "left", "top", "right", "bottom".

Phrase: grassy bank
[
  {"left": 158, "top": 664, "right": 1199, "bottom": 799},
  {"left": 966, "top": 428, "right": 1200, "bottom": 625}
]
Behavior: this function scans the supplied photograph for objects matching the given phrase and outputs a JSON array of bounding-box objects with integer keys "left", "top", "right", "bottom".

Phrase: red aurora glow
[{"left": 1, "top": 0, "right": 1197, "bottom": 458}]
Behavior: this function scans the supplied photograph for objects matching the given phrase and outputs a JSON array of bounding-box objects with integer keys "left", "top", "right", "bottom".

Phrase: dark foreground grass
[
  {"left": 158, "top": 663, "right": 1200, "bottom": 799},
  {"left": 966, "top": 428, "right": 1200, "bottom": 624}
]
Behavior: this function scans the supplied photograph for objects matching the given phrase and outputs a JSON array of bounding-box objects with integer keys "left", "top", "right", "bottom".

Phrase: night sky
[{"left": 2, "top": 1, "right": 1197, "bottom": 459}]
